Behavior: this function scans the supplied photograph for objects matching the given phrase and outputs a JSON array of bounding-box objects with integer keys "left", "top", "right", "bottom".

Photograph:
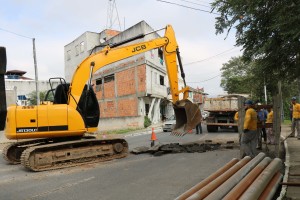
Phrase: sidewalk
[{"left": 280, "top": 124, "right": 300, "bottom": 199}]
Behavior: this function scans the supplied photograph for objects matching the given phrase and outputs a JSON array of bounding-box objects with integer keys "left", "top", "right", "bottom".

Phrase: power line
[
  {"left": 156, "top": 0, "right": 219, "bottom": 15},
  {"left": 0, "top": 27, "right": 32, "bottom": 39},
  {"left": 187, "top": 73, "right": 221, "bottom": 83},
  {"left": 184, "top": 47, "right": 238, "bottom": 66},
  {"left": 179, "top": 0, "right": 211, "bottom": 8}
]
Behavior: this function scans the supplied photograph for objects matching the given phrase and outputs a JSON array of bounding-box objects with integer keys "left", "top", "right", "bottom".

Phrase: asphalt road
[{"left": 0, "top": 128, "right": 240, "bottom": 200}]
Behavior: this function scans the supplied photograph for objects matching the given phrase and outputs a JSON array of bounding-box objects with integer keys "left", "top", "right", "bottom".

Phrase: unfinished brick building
[{"left": 65, "top": 21, "right": 203, "bottom": 131}]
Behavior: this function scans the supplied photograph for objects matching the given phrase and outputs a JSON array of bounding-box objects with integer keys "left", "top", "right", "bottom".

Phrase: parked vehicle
[
  {"left": 202, "top": 111, "right": 209, "bottom": 120},
  {"left": 203, "top": 95, "right": 246, "bottom": 132},
  {"left": 163, "top": 116, "right": 176, "bottom": 132}
]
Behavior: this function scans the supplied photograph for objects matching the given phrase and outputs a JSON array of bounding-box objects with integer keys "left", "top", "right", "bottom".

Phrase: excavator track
[
  {"left": 2, "top": 139, "right": 50, "bottom": 164},
  {"left": 20, "top": 138, "right": 128, "bottom": 171}
]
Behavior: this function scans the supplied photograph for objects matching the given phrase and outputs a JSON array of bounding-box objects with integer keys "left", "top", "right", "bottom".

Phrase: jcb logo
[{"left": 132, "top": 45, "right": 146, "bottom": 53}]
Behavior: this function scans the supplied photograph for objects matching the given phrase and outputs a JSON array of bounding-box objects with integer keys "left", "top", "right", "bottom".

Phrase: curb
[
  {"left": 277, "top": 134, "right": 290, "bottom": 199},
  {"left": 124, "top": 127, "right": 162, "bottom": 138}
]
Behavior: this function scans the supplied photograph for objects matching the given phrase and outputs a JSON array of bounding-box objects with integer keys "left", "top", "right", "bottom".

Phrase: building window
[
  {"left": 95, "top": 78, "right": 102, "bottom": 92},
  {"left": 104, "top": 74, "right": 114, "bottom": 83},
  {"left": 67, "top": 50, "right": 71, "bottom": 60},
  {"left": 80, "top": 41, "right": 85, "bottom": 53},
  {"left": 158, "top": 48, "right": 164, "bottom": 65},
  {"left": 159, "top": 75, "right": 164, "bottom": 86},
  {"left": 75, "top": 45, "right": 79, "bottom": 56}
]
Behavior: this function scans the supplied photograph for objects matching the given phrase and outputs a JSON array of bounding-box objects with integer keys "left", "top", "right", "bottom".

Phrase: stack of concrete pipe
[{"left": 176, "top": 152, "right": 282, "bottom": 200}]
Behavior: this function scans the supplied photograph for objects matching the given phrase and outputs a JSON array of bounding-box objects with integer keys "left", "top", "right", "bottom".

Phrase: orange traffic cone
[{"left": 150, "top": 127, "right": 157, "bottom": 147}]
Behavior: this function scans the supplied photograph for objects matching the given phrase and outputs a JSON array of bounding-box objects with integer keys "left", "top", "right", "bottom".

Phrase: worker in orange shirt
[
  {"left": 241, "top": 100, "right": 258, "bottom": 158},
  {"left": 266, "top": 108, "right": 274, "bottom": 144},
  {"left": 291, "top": 97, "right": 300, "bottom": 139}
]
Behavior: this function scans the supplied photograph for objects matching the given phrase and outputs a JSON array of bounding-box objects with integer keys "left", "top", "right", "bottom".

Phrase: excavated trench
[{"left": 131, "top": 141, "right": 237, "bottom": 156}]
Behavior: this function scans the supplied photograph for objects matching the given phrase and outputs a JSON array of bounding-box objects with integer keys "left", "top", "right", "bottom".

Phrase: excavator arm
[
  {"left": 68, "top": 25, "right": 201, "bottom": 135},
  {"left": 70, "top": 25, "right": 184, "bottom": 107}
]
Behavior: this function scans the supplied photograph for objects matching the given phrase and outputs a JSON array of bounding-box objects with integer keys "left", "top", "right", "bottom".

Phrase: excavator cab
[
  {"left": 49, "top": 80, "right": 100, "bottom": 128},
  {"left": 172, "top": 99, "right": 202, "bottom": 136}
]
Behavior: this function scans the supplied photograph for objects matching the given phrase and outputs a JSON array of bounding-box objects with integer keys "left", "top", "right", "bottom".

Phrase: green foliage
[
  {"left": 213, "top": 0, "right": 300, "bottom": 112},
  {"left": 211, "top": 0, "right": 300, "bottom": 82},
  {"left": 144, "top": 116, "right": 152, "bottom": 128},
  {"left": 221, "top": 56, "right": 299, "bottom": 111},
  {"left": 27, "top": 90, "right": 48, "bottom": 105}
]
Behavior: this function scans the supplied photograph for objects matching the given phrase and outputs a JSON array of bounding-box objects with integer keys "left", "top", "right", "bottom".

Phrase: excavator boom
[{"left": 2, "top": 25, "right": 201, "bottom": 171}]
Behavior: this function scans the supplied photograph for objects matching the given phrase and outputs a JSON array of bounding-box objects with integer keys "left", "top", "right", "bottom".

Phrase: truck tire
[{"left": 207, "top": 125, "right": 218, "bottom": 132}]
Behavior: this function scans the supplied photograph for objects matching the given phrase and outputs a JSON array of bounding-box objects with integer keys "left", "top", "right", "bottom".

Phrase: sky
[{"left": 0, "top": 0, "right": 242, "bottom": 97}]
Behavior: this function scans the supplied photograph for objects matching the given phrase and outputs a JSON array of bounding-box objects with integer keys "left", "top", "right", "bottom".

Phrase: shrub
[{"left": 144, "top": 116, "right": 152, "bottom": 128}]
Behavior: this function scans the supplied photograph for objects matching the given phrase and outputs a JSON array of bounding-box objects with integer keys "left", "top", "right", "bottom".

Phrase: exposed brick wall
[
  {"left": 99, "top": 100, "right": 117, "bottom": 118},
  {"left": 137, "top": 65, "right": 146, "bottom": 92},
  {"left": 117, "top": 98, "right": 138, "bottom": 117},
  {"left": 93, "top": 80, "right": 103, "bottom": 100},
  {"left": 116, "top": 68, "right": 136, "bottom": 96},
  {"left": 104, "top": 80, "right": 115, "bottom": 98}
]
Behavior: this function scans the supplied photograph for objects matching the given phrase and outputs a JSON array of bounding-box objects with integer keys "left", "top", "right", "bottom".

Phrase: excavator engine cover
[{"left": 172, "top": 99, "right": 201, "bottom": 136}]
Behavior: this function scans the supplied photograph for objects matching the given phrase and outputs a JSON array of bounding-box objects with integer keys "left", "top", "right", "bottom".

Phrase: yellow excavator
[{"left": 1, "top": 25, "right": 201, "bottom": 171}]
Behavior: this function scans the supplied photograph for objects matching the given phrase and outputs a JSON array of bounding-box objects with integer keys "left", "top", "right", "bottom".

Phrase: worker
[
  {"left": 234, "top": 111, "right": 239, "bottom": 121},
  {"left": 257, "top": 107, "right": 268, "bottom": 143},
  {"left": 196, "top": 111, "right": 203, "bottom": 134},
  {"left": 291, "top": 97, "right": 300, "bottom": 139},
  {"left": 241, "top": 100, "right": 258, "bottom": 158},
  {"left": 266, "top": 108, "right": 274, "bottom": 144}
]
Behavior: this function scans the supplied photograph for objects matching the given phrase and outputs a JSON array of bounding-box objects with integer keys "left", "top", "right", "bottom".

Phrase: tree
[
  {"left": 27, "top": 91, "right": 48, "bottom": 105},
  {"left": 221, "top": 56, "right": 299, "bottom": 118},
  {"left": 211, "top": 0, "right": 300, "bottom": 84},
  {"left": 221, "top": 56, "right": 252, "bottom": 94},
  {"left": 220, "top": 56, "right": 269, "bottom": 101}
]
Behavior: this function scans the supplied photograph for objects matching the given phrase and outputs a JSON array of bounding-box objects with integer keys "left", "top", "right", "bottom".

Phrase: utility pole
[
  {"left": 264, "top": 77, "right": 267, "bottom": 104},
  {"left": 0, "top": 28, "right": 39, "bottom": 105},
  {"left": 32, "top": 38, "right": 39, "bottom": 105}
]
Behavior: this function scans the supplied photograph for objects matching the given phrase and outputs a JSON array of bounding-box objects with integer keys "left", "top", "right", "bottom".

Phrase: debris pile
[{"left": 131, "top": 142, "right": 222, "bottom": 156}]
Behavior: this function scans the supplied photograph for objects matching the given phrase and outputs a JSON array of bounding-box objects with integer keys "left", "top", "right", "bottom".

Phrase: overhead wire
[
  {"left": 156, "top": 0, "right": 219, "bottom": 15},
  {"left": 179, "top": 0, "right": 211, "bottom": 8},
  {"left": 184, "top": 47, "right": 238, "bottom": 66},
  {"left": 0, "top": 27, "right": 32, "bottom": 39},
  {"left": 187, "top": 73, "right": 221, "bottom": 83}
]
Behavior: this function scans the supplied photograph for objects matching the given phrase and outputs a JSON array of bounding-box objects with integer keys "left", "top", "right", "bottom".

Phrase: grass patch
[{"left": 283, "top": 120, "right": 292, "bottom": 125}]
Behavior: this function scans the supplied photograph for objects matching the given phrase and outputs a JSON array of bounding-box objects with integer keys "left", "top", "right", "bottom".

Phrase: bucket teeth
[{"left": 171, "top": 130, "right": 186, "bottom": 137}]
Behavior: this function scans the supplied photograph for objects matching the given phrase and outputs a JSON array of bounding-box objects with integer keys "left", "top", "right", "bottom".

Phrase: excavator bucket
[{"left": 171, "top": 99, "right": 201, "bottom": 136}]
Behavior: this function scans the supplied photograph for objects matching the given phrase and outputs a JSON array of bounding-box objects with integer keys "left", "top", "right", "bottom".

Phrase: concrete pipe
[
  {"left": 205, "top": 152, "right": 267, "bottom": 200},
  {"left": 239, "top": 158, "right": 282, "bottom": 200},
  {"left": 175, "top": 158, "right": 239, "bottom": 200},
  {"left": 258, "top": 172, "right": 283, "bottom": 200},
  {"left": 223, "top": 156, "right": 271, "bottom": 200},
  {"left": 186, "top": 156, "right": 251, "bottom": 200}
]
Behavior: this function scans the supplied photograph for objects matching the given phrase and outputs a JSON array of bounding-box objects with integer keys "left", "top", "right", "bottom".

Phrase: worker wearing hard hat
[
  {"left": 241, "top": 100, "right": 258, "bottom": 158},
  {"left": 291, "top": 97, "right": 300, "bottom": 139}
]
